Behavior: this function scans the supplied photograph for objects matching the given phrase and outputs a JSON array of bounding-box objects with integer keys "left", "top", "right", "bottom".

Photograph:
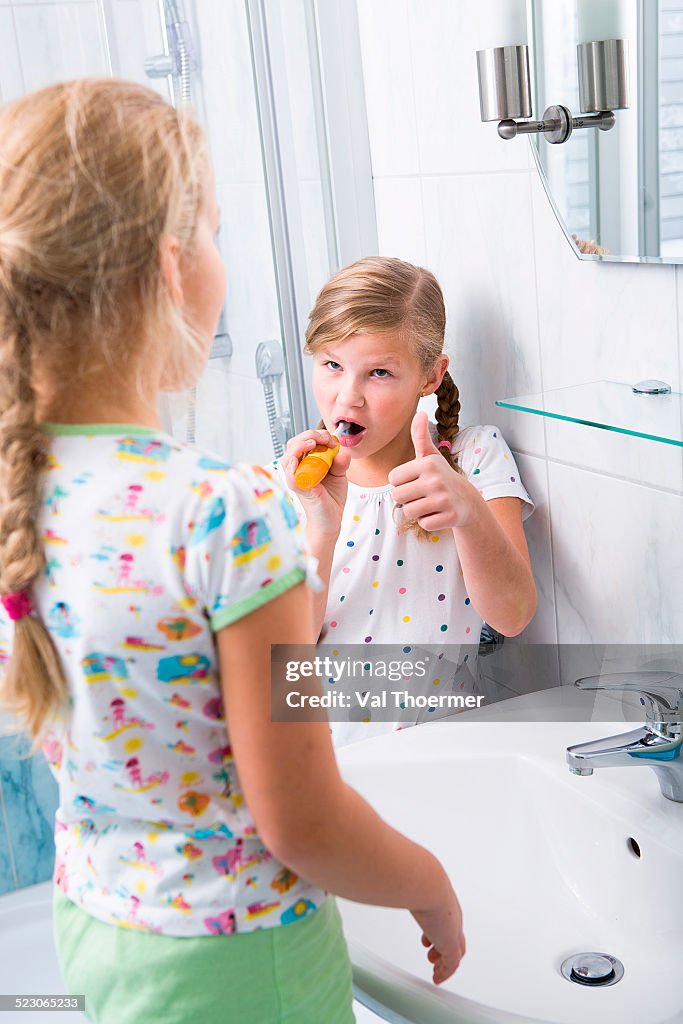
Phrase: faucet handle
[{"left": 575, "top": 671, "right": 683, "bottom": 721}]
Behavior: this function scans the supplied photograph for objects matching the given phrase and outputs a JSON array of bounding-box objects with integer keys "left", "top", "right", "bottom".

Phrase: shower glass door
[
  {"left": 0, "top": 0, "right": 376, "bottom": 465},
  {"left": 160, "top": 0, "right": 377, "bottom": 464}
]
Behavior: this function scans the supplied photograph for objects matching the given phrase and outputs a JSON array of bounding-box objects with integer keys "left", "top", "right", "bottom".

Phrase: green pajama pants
[{"left": 53, "top": 888, "right": 355, "bottom": 1023}]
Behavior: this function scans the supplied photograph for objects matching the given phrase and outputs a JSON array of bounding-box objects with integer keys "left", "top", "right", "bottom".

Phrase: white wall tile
[
  {"left": 195, "top": 368, "right": 282, "bottom": 466},
  {"left": 0, "top": 9, "right": 23, "bottom": 101},
  {"left": 478, "top": 449, "right": 561, "bottom": 693},
  {"left": 356, "top": 0, "right": 420, "bottom": 177},
  {"left": 195, "top": 0, "right": 263, "bottom": 185},
  {"left": 12, "top": 3, "right": 108, "bottom": 91},
  {"left": 298, "top": 178, "right": 332, "bottom": 311},
  {"left": 374, "top": 177, "right": 427, "bottom": 266},
  {"left": 216, "top": 181, "right": 281, "bottom": 379},
  {"left": 421, "top": 171, "right": 545, "bottom": 456},
  {"left": 544, "top": 418, "right": 683, "bottom": 494},
  {"left": 276, "top": 0, "right": 320, "bottom": 182},
  {"left": 407, "top": 0, "right": 530, "bottom": 175},
  {"left": 513, "top": 452, "right": 556, "bottom": 645},
  {"left": 106, "top": 0, "right": 166, "bottom": 86},
  {"left": 549, "top": 461, "right": 683, "bottom": 645}
]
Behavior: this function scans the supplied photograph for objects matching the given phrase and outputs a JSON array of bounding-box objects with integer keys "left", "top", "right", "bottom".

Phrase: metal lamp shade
[
  {"left": 476, "top": 44, "right": 532, "bottom": 122},
  {"left": 577, "top": 38, "right": 630, "bottom": 113}
]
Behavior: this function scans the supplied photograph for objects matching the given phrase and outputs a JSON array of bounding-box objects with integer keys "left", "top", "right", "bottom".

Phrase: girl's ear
[
  {"left": 160, "top": 234, "right": 184, "bottom": 307},
  {"left": 421, "top": 353, "right": 449, "bottom": 396}
]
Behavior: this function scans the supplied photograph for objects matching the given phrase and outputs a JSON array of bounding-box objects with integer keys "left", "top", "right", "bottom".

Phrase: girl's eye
[
  {"left": 372, "top": 368, "right": 391, "bottom": 378},
  {"left": 323, "top": 360, "right": 341, "bottom": 371}
]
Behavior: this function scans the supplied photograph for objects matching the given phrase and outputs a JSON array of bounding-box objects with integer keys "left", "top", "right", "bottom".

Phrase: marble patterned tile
[
  {"left": 298, "top": 178, "right": 333, "bottom": 311},
  {"left": 214, "top": 181, "right": 281, "bottom": 382},
  {"left": 196, "top": 0, "right": 264, "bottom": 186},
  {"left": 0, "top": 8, "right": 24, "bottom": 102},
  {"left": 189, "top": 368, "right": 284, "bottom": 467},
  {"left": 356, "top": 0, "right": 420, "bottom": 178},
  {"left": 275, "top": 0, "right": 321, "bottom": 183},
  {"left": 12, "top": 2, "right": 108, "bottom": 93},
  {"left": 512, "top": 452, "right": 556, "bottom": 645},
  {"left": 478, "top": 640, "right": 561, "bottom": 698},
  {"left": 11, "top": 0, "right": 94, "bottom": 4},
  {"left": 557, "top": 642, "right": 683, "bottom": 695},
  {"left": 421, "top": 172, "right": 546, "bottom": 457},
  {"left": 407, "top": 0, "right": 530, "bottom": 176},
  {"left": 549, "top": 461, "right": 683, "bottom": 646},
  {"left": 473, "top": 452, "right": 560, "bottom": 696},
  {"left": 0, "top": 737, "right": 58, "bottom": 890},
  {"left": 106, "top": 0, "right": 167, "bottom": 87},
  {"left": 374, "top": 177, "right": 427, "bottom": 267}
]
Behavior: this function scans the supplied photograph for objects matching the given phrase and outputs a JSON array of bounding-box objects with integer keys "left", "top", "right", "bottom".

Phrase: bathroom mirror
[{"left": 529, "top": 0, "right": 683, "bottom": 263}]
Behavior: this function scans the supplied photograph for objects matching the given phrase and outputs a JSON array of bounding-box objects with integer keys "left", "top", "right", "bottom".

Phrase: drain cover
[{"left": 561, "top": 952, "right": 624, "bottom": 987}]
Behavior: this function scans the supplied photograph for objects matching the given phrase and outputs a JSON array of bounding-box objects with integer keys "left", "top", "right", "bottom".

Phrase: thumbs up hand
[
  {"left": 387, "top": 411, "right": 480, "bottom": 531},
  {"left": 410, "top": 408, "right": 439, "bottom": 460}
]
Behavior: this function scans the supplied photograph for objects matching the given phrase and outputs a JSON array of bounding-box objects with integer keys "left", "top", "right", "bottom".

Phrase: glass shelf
[{"left": 495, "top": 380, "right": 683, "bottom": 448}]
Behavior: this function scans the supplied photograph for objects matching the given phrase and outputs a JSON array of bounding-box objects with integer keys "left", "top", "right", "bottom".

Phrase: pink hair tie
[
  {"left": 1, "top": 590, "right": 33, "bottom": 621},
  {"left": 437, "top": 440, "right": 453, "bottom": 453}
]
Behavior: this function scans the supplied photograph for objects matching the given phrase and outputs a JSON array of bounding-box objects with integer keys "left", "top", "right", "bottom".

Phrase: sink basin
[{"left": 337, "top": 689, "right": 683, "bottom": 1024}]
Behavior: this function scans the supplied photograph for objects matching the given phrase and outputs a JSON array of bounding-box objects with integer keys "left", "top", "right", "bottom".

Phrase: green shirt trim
[
  {"left": 40, "top": 422, "right": 162, "bottom": 437},
  {"left": 210, "top": 567, "right": 306, "bottom": 631}
]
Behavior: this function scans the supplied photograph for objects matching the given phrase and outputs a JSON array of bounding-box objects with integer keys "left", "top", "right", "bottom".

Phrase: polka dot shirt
[{"left": 274, "top": 424, "right": 534, "bottom": 744}]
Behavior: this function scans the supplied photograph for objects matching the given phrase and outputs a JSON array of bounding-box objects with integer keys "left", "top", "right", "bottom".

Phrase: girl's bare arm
[{"left": 216, "top": 582, "right": 465, "bottom": 981}]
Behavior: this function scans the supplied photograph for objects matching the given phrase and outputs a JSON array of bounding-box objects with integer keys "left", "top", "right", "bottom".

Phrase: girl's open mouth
[{"left": 336, "top": 419, "right": 366, "bottom": 447}]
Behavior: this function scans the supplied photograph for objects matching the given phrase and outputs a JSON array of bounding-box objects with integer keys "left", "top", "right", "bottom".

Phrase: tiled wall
[
  {"left": 0, "top": 735, "right": 58, "bottom": 895},
  {"left": 356, "top": 0, "right": 683, "bottom": 688}
]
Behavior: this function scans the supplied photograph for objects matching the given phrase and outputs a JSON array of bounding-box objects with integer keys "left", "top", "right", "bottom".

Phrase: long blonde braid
[
  {"left": 0, "top": 78, "right": 208, "bottom": 745},
  {"left": 0, "top": 307, "right": 68, "bottom": 744}
]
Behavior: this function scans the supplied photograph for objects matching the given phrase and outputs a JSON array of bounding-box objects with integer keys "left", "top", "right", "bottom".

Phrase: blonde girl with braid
[
  {"left": 0, "top": 84, "right": 466, "bottom": 1021},
  {"left": 278, "top": 257, "right": 537, "bottom": 745}
]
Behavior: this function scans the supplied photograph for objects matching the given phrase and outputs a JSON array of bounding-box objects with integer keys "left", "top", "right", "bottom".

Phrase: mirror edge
[{"left": 528, "top": 138, "right": 683, "bottom": 265}]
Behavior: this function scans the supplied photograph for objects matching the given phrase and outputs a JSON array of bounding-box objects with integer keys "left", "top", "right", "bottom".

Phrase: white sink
[{"left": 337, "top": 688, "right": 683, "bottom": 1024}]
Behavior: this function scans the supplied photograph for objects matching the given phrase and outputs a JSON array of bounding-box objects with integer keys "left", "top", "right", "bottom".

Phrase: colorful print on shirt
[{"left": 0, "top": 426, "right": 324, "bottom": 937}]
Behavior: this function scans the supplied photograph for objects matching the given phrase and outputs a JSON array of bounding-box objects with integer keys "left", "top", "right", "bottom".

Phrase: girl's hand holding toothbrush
[{"left": 284, "top": 428, "right": 351, "bottom": 538}]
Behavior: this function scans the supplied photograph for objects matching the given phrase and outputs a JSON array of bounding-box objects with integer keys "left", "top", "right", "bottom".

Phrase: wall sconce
[{"left": 476, "top": 40, "right": 629, "bottom": 144}]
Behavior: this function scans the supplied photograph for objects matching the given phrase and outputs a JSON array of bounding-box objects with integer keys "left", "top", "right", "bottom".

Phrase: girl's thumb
[
  {"left": 411, "top": 410, "right": 437, "bottom": 459},
  {"left": 329, "top": 444, "right": 351, "bottom": 476}
]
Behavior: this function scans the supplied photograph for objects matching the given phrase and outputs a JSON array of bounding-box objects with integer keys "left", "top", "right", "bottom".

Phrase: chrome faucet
[{"left": 566, "top": 672, "right": 683, "bottom": 803}]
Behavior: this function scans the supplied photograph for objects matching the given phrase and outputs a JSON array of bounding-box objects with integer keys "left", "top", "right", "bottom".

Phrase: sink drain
[{"left": 561, "top": 952, "right": 624, "bottom": 987}]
